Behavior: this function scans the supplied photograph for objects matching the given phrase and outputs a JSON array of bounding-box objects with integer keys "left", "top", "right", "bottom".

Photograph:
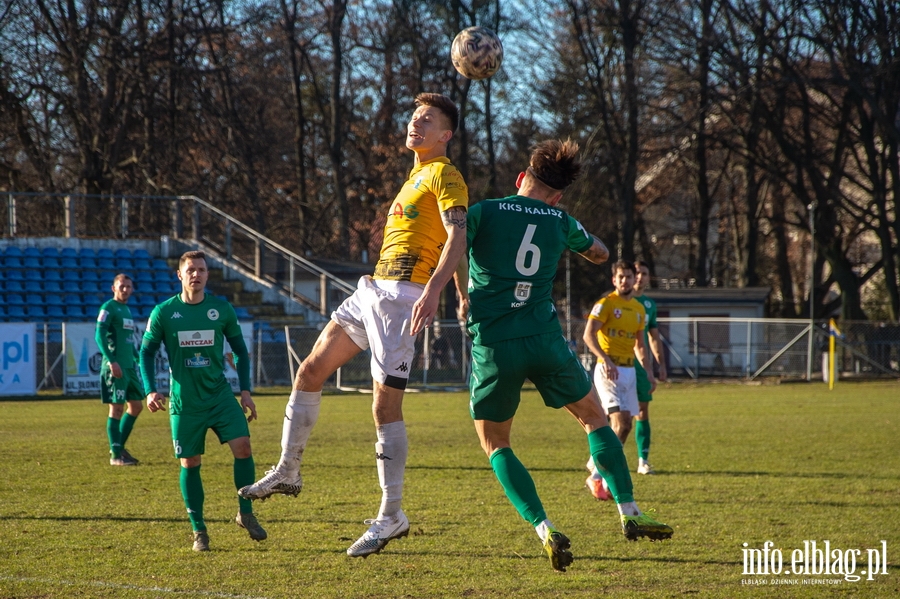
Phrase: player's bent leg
[
  {"left": 241, "top": 322, "right": 361, "bottom": 502},
  {"left": 609, "top": 410, "right": 632, "bottom": 444},
  {"left": 635, "top": 401, "right": 653, "bottom": 474}
]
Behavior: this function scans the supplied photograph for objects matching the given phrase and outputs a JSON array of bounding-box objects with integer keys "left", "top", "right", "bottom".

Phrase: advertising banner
[{"left": 0, "top": 323, "right": 37, "bottom": 396}]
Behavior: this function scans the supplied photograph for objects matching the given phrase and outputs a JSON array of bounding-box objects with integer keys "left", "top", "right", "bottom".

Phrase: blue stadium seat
[
  {"left": 5, "top": 269, "right": 24, "bottom": 281},
  {"left": 0, "top": 280, "right": 4, "bottom": 292},
  {"left": 98, "top": 270, "right": 116, "bottom": 283},
  {"left": 60, "top": 248, "right": 78, "bottom": 258},
  {"left": 78, "top": 248, "right": 96, "bottom": 259},
  {"left": 44, "top": 270, "right": 62, "bottom": 282},
  {"left": 4, "top": 256, "right": 24, "bottom": 268},
  {"left": 152, "top": 259, "right": 169, "bottom": 270},
  {"left": 60, "top": 257, "right": 79, "bottom": 269},
  {"left": 138, "top": 304, "right": 154, "bottom": 318},
  {"left": 0, "top": 305, "right": 6, "bottom": 319},
  {"left": 23, "top": 247, "right": 41, "bottom": 258},
  {"left": 44, "top": 281, "right": 62, "bottom": 293},
  {"left": 24, "top": 281, "right": 43, "bottom": 292},
  {"left": 6, "top": 293, "right": 25, "bottom": 305},
  {"left": 114, "top": 248, "right": 132, "bottom": 259},
  {"left": 26, "top": 305, "right": 47, "bottom": 320},
  {"left": 42, "top": 257, "right": 61, "bottom": 268},
  {"left": 133, "top": 258, "right": 152, "bottom": 271},
  {"left": 97, "top": 258, "right": 115, "bottom": 270},
  {"left": 235, "top": 307, "right": 252, "bottom": 320},
  {"left": 137, "top": 294, "right": 157, "bottom": 306},
  {"left": 7, "top": 305, "right": 26, "bottom": 320},
  {"left": 79, "top": 256, "right": 98, "bottom": 269},
  {"left": 155, "top": 294, "right": 171, "bottom": 304},
  {"left": 133, "top": 248, "right": 152, "bottom": 260},
  {"left": 115, "top": 258, "right": 134, "bottom": 271},
  {"left": 23, "top": 256, "right": 41, "bottom": 269},
  {"left": 62, "top": 270, "right": 79, "bottom": 282},
  {"left": 5, "top": 280, "right": 24, "bottom": 293},
  {"left": 97, "top": 248, "right": 114, "bottom": 259},
  {"left": 154, "top": 270, "right": 175, "bottom": 282},
  {"left": 4, "top": 246, "right": 23, "bottom": 257},
  {"left": 25, "top": 293, "right": 42, "bottom": 305},
  {"left": 65, "top": 305, "right": 86, "bottom": 319},
  {"left": 47, "top": 305, "right": 66, "bottom": 319},
  {"left": 41, "top": 247, "right": 60, "bottom": 258},
  {"left": 62, "top": 281, "right": 81, "bottom": 293},
  {"left": 24, "top": 270, "right": 41, "bottom": 281},
  {"left": 45, "top": 294, "right": 64, "bottom": 306},
  {"left": 81, "top": 270, "right": 100, "bottom": 283},
  {"left": 63, "top": 293, "right": 82, "bottom": 305},
  {"left": 81, "top": 281, "right": 101, "bottom": 294}
]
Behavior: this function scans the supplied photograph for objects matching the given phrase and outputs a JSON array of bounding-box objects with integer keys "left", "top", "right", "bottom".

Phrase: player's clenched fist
[{"left": 146, "top": 392, "right": 166, "bottom": 413}]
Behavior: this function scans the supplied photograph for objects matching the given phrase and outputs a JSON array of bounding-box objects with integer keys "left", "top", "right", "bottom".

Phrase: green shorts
[
  {"left": 469, "top": 331, "right": 593, "bottom": 422},
  {"left": 634, "top": 359, "right": 653, "bottom": 403},
  {"left": 169, "top": 397, "right": 250, "bottom": 458},
  {"left": 100, "top": 365, "right": 144, "bottom": 404}
]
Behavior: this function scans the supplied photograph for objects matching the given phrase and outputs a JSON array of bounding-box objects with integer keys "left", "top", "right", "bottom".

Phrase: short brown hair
[
  {"left": 529, "top": 139, "right": 582, "bottom": 191},
  {"left": 112, "top": 273, "right": 133, "bottom": 285},
  {"left": 415, "top": 93, "right": 459, "bottom": 134},
  {"left": 611, "top": 260, "right": 635, "bottom": 276},
  {"left": 179, "top": 250, "right": 207, "bottom": 268},
  {"left": 635, "top": 260, "right": 650, "bottom": 271}
]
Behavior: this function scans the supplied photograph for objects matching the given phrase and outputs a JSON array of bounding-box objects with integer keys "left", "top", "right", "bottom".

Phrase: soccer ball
[{"left": 451, "top": 26, "right": 503, "bottom": 80}]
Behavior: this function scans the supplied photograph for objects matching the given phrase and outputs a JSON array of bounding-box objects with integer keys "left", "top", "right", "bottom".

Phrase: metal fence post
[
  {"left": 192, "top": 201, "right": 200, "bottom": 240},
  {"left": 121, "top": 196, "right": 128, "bottom": 238},
  {"left": 8, "top": 194, "right": 16, "bottom": 237},
  {"left": 694, "top": 319, "right": 700, "bottom": 376},
  {"left": 746, "top": 320, "right": 752, "bottom": 377},
  {"left": 64, "top": 195, "right": 75, "bottom": 237},
  {"left": 319, "top": 273, "right": 328, "bottom": 315},
  {"left": 255, "top": 239, "right": 263, "bottom": 278},
  {"left": 225, "top": 220, "right": 233, "bottom": 259},
  {"left": 172, "top": 198, "right": 183, "bottom": 239}
]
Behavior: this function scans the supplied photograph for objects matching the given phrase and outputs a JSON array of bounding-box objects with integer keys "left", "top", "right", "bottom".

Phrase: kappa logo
[
  {"left": 396, "top": 362, "right": 409, "bottom": 373},
  {"left": 171, "top": 312, "right": 183, "bottom": 319}
]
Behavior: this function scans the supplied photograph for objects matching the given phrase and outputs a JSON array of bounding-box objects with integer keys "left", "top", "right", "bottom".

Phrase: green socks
[
  {"left": 635, "top": 419, "right": 651, "bottom": 461},
  {"left": 587, "top": 426, "right": 635, "bottom": 503},
  {"left": 234, "top": 456, "right": 256, "bottom": 514},
  {"left": 489, "top": 447, "right": 546, "bottom": 527},
  {"left": 180, "top": 465, "right": 206, "bottom": 532},
  {"left": 107, "top": 417, "right": 122, "bottom": 458},
  {"left": 119, "top": 412, "right": 138, "bottom": 448}
]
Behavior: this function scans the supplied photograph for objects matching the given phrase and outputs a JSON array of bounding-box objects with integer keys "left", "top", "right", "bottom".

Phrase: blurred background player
[
  {"left": 631, "top": 260, "right": 666, "bottom": 474},
  {"left": 462, "top": 140, "right": 672, "bottom": 572},
  {"left": 582, "top": 261, "right": 655, "bottom": 500},
  {"left": 140, "top": 250, "right": 264, "bottom": 552},
  {"left": 95, "top": 273, "right": 143, "bottom": 466},
  {"left": 238, "top": 93, "right": 469, "bottom": 558}
]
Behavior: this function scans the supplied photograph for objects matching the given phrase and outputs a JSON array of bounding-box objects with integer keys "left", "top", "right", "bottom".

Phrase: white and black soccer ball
[{"left": 451, "top": 26, "right": 503, "bottom": 80}]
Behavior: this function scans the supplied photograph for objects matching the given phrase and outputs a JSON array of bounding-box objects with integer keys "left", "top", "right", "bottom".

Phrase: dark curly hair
[{"left": 528, "top": 139, "right": 582, "bottom": 190}]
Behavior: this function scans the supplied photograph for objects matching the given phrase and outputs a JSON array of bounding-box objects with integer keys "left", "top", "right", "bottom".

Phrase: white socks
[
  {"left": 535, "top": 519, "right": 555, "bottom": 542},
  {"left": 375, "top": 420, "right": 408, "bottom": 519},
  {"left": 617, "top": 501, "right": 641, "bottom": 517},
  {"left": 275, "top": 390, "right": 321, "bottom": 478}
]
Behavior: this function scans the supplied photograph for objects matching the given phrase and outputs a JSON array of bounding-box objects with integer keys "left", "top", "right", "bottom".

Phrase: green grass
[{"left": 1, "top": 381, "right": 898, "bottom": 598}]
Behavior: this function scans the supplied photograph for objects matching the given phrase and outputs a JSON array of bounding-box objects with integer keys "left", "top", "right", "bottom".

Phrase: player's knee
[
  {"left": 109, "top": 404, "right": 124, "bottom": 418},
  {"left": 180, "top": 455, "right": 201, "bottom": 468},
  {"left": 127, "top": 401, "right": 143, "bottom": 416},
  {"left": 230, "top": 437, "right": 252, "bottom": 459}
]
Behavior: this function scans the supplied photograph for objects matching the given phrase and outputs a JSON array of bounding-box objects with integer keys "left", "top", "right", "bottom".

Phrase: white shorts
[
  {"left": 331, "top": 275, "right": 424, "bottom": 388},
  {"left": 593, "top": 364, "right": 639, "bottom": 416}
]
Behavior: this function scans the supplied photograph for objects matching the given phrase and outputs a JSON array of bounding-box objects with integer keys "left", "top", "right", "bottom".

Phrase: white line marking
[{"left": 0, "top": 576, "right": 269, "bottom": 599}]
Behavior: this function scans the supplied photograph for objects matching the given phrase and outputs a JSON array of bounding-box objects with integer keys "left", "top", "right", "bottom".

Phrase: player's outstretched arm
[
  {"left": 410, "top": 206, "right": 467, "bottom": 336},
  {"left": 578, "top": 235, "right": 610, "bottom": 265}
]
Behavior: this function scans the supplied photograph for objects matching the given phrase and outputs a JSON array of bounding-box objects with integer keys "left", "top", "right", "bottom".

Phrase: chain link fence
[{"left": 25, "top": 318, "right": 900, "bottom": 394}]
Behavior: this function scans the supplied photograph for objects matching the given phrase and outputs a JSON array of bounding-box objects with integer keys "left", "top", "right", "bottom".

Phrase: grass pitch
[{"left": 1, "top": 381, "right": 898, "bottom": 598}]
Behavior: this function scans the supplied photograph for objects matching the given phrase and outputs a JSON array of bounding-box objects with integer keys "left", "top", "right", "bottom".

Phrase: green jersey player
[
  {"left": 632, "top": 260, "right": 666, "bottom": 473},
  {"left": 95, "top": 274, "right": 143, "bottom": 466},
  {"left": 140, "top": 250, "right": 265, "bottom": 552},
  {"left": 462, "top": 139, "right": 673, "bottom": 571}
]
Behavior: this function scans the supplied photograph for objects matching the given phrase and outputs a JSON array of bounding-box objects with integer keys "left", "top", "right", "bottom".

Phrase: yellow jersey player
[
  {"left": 582, "top": 261, "right": 655, "bottom": 499},
  {"left": 239, "top": 93, "right": 469, "bottom": 558}
]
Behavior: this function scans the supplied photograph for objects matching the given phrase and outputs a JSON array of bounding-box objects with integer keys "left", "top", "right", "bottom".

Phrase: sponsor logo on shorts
[
  {"left": 178, "top": 330, "right": 215, "bottom": 347},
  {"left": 185, "top": 353, "right": 211, "bottom": 368},
  {"left": 207, "top": 309, "right": 219, "bottom": 321}
]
